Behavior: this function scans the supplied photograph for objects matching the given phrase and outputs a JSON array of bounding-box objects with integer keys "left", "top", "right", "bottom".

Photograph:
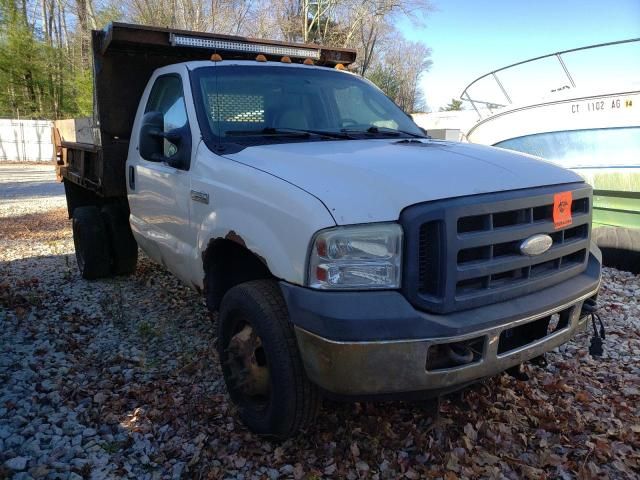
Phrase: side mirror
[
  {"left": 139, "top": 111, "right": 191, "bottom": 169},
  {"left": 139, "top": 111, "right": 164, "bottom": 162}
]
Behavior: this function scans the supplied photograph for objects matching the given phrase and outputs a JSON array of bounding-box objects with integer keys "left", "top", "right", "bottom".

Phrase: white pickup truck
[{"left": 55, "top": 23, "right": 602, "bottom": 438}]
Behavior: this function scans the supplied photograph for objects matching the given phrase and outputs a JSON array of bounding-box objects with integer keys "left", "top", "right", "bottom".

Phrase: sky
[{"left": 399, "top": 0, "right": 640, "bottom": 111}]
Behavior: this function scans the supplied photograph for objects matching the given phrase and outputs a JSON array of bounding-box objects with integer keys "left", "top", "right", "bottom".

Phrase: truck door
[{"left": 127, "top": 73, "right": 197, "bottom": 284}]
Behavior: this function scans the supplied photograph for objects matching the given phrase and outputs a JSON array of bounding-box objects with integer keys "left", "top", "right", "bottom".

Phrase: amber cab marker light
[
  {"left": 210, "top": 53, "right": 222, "bottom": 62},
  {"left": 303, "top": 58, "right": 314, "bottom": 65},
  {"left": 255, "top": 54, "right": 267, "bottom": 62},
  {"left": 335, "top": 63, "right": 346, "bottom": 70},
  {"left": 281, "top": 56, "right": 292, "bottom": 63}
]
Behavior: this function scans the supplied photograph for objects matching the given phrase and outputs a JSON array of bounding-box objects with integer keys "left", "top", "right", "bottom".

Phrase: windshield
[{"left": 190, "top": 65, "right": 424, "bottom": 149}]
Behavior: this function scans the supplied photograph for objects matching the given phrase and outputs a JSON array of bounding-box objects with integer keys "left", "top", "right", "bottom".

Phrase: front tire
[
  {"left": 72, "top": 206, "right": 112, "bottom": 280},
  {"left": 218, "top": 280, "right": 321, "bottom": 438}
]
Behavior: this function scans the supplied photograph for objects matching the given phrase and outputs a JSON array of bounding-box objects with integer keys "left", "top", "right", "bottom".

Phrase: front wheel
[{"left": 218, "top": 280, "right": 321, "bottom": 438}]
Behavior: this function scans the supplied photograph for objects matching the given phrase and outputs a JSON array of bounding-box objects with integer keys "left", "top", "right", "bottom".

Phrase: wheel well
[
  {"left": 63, "top": 180, "right": 101, "bottom": 218},
  {"left": 203, "top": 237, "right": 273, "bottom": 311},
  {"left": 63, "top": 180, "right": 129, "bottom": 219}
]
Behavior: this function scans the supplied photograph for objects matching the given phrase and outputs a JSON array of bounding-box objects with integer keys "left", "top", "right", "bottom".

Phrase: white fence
[{"left": 0, "top": 119, "right": 55, "bottom": 163}]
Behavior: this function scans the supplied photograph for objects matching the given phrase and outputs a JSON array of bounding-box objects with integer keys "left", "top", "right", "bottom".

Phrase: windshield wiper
[
  {"left": 371, "top": 126, "right": 427, "bottom": 138},
  {"left": 225, "top": 127, "right": 353, "bottom": 139},
  {"left": 341, "top": 126, "right": 427, "bottom": 138},
  {"left": 277, "top": 127, "right": 354, "bottom": 139},
  {"left": 225, "top": 127, "right": 309, "bottom": 137}
]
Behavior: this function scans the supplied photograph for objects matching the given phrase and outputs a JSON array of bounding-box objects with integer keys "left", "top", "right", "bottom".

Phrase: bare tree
[
  {"left": 367, "top": 36, "right": 432, "bottom": 112},
  {"left": 126, "top": 0, "right": 254, "bottom": 34},
  {"left": 74, "top": 0, "right": 97, "bottom": 66}
]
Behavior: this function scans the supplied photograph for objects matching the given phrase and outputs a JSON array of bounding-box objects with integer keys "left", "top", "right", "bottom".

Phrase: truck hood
[{"left": 224, "top": 139, "right": 583, "bottom": 225}]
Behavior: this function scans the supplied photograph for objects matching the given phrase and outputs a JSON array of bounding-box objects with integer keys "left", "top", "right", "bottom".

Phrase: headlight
[{"left": 307, "top": 223, "right": 403, "bottom": 290}]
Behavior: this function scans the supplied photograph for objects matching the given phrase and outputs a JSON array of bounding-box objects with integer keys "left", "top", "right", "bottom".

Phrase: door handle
[
  {"left": 129, "top": 166, "right": 135, "bottom": 190},
  {"left": 190, "top": 190, "right": 209, "bottom": 204}
]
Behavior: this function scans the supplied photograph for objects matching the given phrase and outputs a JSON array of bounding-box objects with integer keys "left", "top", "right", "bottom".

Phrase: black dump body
[{"left": 55, "top": 22, "right": 356, "bottom": 201}]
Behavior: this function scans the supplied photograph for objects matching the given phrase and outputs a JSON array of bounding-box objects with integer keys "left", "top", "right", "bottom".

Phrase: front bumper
[{"left": 281, "top": 252, "right": 601, "bottom": 396}]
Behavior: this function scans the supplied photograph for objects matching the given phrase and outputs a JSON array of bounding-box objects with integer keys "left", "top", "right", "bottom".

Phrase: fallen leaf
[{"left": 350, "top": 442, "right": 360, "bottom": 458}]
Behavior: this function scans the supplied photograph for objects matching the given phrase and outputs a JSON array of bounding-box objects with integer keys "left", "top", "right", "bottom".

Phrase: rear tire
[
  {"left": 72, "top": 206, "right": 112, "bottom": 280},
  {"left": 101, "top": 205, "right": 138, "bottom": 275},
  {"left": 218, "top": 280, "right": 321, "bottom": 438}
]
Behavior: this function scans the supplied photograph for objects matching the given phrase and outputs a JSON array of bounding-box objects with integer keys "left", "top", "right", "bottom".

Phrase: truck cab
[{"left": 55, "top": 23, "right": 602, "bottom": 438}]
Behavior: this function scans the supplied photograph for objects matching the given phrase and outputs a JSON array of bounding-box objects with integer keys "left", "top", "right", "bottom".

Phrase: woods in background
[{"left": 0, "top": 0, "right": 432, "bottom": 119}]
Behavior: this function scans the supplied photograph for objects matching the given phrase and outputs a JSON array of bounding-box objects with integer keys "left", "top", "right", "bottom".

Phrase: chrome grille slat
[
  {"left": 456, "top": 212, "right": 590, "bottom": 249},
  {"left": 455, "top": 259, "right": 586, "bottom": 300},
  {"left": 456, "top": 241, "right": 587, "bottom": 280}
]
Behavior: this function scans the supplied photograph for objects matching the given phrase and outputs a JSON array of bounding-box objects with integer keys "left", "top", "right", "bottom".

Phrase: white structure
[
  {"left": 0, "top": 119, "right": 54, "bottom": 162},
  {"left": 412, "top": 110, "right": 485, "bottom": 141}
]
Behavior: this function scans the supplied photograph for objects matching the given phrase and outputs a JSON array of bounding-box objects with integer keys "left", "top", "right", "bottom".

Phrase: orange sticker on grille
[{"left": 553, "top": 191, "right": 573, "bottom": 229}]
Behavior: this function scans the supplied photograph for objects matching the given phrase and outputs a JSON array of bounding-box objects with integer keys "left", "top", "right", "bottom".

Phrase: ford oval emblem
[{"left": 520, "top": 234, "right": 553, "bottom": 256}]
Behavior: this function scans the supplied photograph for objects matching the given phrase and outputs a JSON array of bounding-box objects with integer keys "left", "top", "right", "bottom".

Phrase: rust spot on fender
[
  {"left": 225, "top": 230, "right": 246, "bottom": 248},
  {"left": 202, "top": 234, "right": 270, "bottom": 284},
  {"left": 223, "top": 231, "right": 269, "bottom": 268}
]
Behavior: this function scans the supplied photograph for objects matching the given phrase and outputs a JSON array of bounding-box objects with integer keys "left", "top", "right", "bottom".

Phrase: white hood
[{"left": 225, "top": 139, "right": 583, "bottom": 225}]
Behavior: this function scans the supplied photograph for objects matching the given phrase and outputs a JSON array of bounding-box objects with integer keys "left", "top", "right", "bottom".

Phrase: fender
[{"left": 188, "top": 144, "right": 337, "bottom": 289}]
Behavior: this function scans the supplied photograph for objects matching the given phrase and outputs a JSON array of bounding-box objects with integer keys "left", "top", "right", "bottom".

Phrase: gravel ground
[{"left": 1, "top": 164, "right": 639, "bottom": 479}]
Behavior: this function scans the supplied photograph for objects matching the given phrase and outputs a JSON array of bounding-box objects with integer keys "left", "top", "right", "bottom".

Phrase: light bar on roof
[{"left": 170, "top": 34, "right": 321, "bottom": 60}]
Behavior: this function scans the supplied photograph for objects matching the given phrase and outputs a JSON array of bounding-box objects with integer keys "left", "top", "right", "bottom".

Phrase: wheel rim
[{"left": 224, "top": 321, "right": 270, "bottom": 408}]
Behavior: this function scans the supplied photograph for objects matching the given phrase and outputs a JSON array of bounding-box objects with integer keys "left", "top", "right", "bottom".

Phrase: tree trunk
[{"left": 41, "top": 0, "right": 50, "bottom": 43}]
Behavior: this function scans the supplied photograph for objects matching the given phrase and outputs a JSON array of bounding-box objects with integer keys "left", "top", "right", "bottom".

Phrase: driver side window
[{"left": 145, "top": 75, "right": 188, "bottom": 158}]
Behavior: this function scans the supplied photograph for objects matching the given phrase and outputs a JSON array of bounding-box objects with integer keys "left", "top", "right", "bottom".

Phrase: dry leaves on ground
[{"left": 1, "top": 181, "right": 639, "bottom": 480}]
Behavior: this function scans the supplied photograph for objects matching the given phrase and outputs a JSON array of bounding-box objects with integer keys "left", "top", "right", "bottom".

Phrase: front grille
[{"left": 401, "top": 183, "right": 592, "bottom": 313}]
